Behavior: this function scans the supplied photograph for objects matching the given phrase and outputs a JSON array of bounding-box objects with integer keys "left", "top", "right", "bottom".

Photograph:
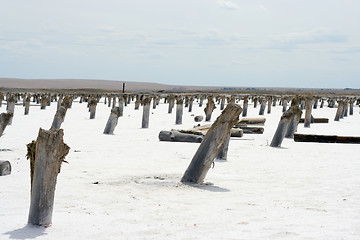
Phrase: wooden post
[
  {"left": 216, "top": 133, "right": 230, "bottom": 160},
  {"left": 349, "top": 100, "right": 354, "bottom": 115},
  {"left": 152, "top": 96, "right": 158, "bottom": 109},
  {"left": 272, "top": 97, "right": 277, "bottom": 107},
  {"left": 181, "top": 104, "right": 242, "bottom": 184},
  {"left": 267, "top": 97, "right": 272, "bottom": 114},
  {"left": 304, "top": 96, "right": 313, "bottom": 128},
  {"left": 112, "top": 97, "right": 116, "bottom": 109},
  {"left": 51, "top": 107, "right": 67, "bottom": 130},
  {"left": 253, "top": 97, "right": 258, "bottom": 108},
  {"left": 89, "top": 98, "right": 97, "bottom": 119},
  {"left": 24, "top": 94, "right": 31, "bottom": 115},
  {"left": 343, "top": 101, "right": 348, "bottom": 117},
  {"left": 57, "top": 95, "right": 63, "bottom": 110},
  {"left": 134, "top": 96, "right": 141, "bottom": 110},
  {"left": 204, "top": 96, "right": 216, "bottom": 121},
  {"left": 0, "top": 112, "right": 13, "bottom": 136},
  {"left": 270, "top": 106, "right": 301, "bottom": 147},
  {"left": 175, "top": 97, "right": 184, "bottom": 125},
  {"left": 0, "top": 92, "right": 3, "bottom": 107},
  {"left": 320, "top": 98, "right": 325, "bottom": 108},
  {"left": 199, "top": 96, "right": 204, "bottom": 107},
  {"left": 118, "top": 97, "right": 124, "bottom": 117},
  {"left": 188, "top": 97, "right": 194, "bottom": 112},
  {"left": 258, "top": 98, "right": 266, "bottom": 115},
  {"left": 168, "top": 95, "right": 175, "bottom": 114},
  {"left": 103, "top": 107, "right": 121, "bottom": 134},
  {"left": 334, "top": 100, "right": 344, "bottom": 121},
  {"left": 313, "top": 98, "right": 318, "bottom": 109},
  {"left": 26, "top": 127, "right": 70, "bottom": 227},
  {"left": 40, "top": 96, "right": 48, "bottom": 110},
  {"left": 282, "top": 97, "right": 288, "bottom": 112},
  {"left": 242, "top": 96, "right": 248, "bottom": 117},
  {"left": 141, "top": 97, "right": 151, "bottom": 128},
  {"left": 285, "top": 106, "right": 303, "bottom": 138},
  {"left": 7, "top": 94, "right": 16, "bottom": 125},
  {"left": 220, "top": 96, "right": 225, "bottom": 110}
]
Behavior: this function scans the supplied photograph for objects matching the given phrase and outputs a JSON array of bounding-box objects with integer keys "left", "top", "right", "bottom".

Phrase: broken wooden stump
[
  {"left": 7, "top": 94, "right": 16, "bottom": 125},
  {"left": 103, "top": 107, "right": 121, "bottom": 134},
  {"left": 24, "top": 95, "right": 31, "bottom": 115},
  {"left": 141, "top": 97, "right": 151, "bottom": 128},
  {"left": 181, "top": 103, "right": 242, "bottom": 184},
  {"left": 259, "top": 98, "right": 266, "bottom": 115},
  {"left": 334, "top": 100, "right": 344, "bottom": 121},
  {"left": 175, "top": 97, "right": 184, "bottom": 125},
  {"left": 294, "top": 133, "right": 360, "bottom": 144},
  {"left": 0, "top": 160, "right": 11, "bottom": 176},
  {"left": 270, "top": 106, "right": 301, "bottom": 147},
  {"left": 194, "top": 115, "right": 203, "bottom": 122},
  {"left": 51, "top": 107, "right": 67, "bottom": 130},
  {"left": 89, "top": 98, "right": 97, "bottom": 119},
  {"left": 26, "top": 127, "right": 70, "bottom": 227},
  {"left": 242, "top": 96, "right": 248, "bottom": 117},
  {"left": 159, "top": 130, "right": 203, "bottom": 143},
  {"left": 284, "top": 106, "right": 303, "bottom": 139},
  {"left": 299, "top": 118, "right": 329, "bottom": 123},
  {"left": 238, "top": 117, "right": 266, "bottom": 125},
  {"left": 204, "top": 96, "right": 216, "bottom": 121},
  {"left": 304, "top": 96, "right": 313, "bottom": 128},
  {"left": 168, "top": 95, "right": 175, "bottom": 114},
  {"left": 0, "top": 112, "right": 13, "bottom": 136},
  {"left": 216, "top": 133, "right": 230, "bottom": 160}
]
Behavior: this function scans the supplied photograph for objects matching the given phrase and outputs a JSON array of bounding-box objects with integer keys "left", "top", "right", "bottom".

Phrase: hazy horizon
[{"left": 1, "top": 1, "right": 359, "bottom": 89}]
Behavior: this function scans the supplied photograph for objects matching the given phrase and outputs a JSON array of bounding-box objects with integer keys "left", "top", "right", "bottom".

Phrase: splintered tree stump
[
  {"left": 134, "top": 98, "right": 141, "bottom": 110},
  {"left": 51, "top": 106, "right": 67, "bottom": 130},
  {"left": 168, "top": 95, "right": 175, "bottom": 114},
  {"left": 26, "top": 128, "right": 70, "bottom": 227},
  {"left": 334, "top": 101, "right": 344, "bottom": 121},
  {"left": 242, "top": 97, "right": 248, "bottom": 117},
  {"left": 118, "top": 98, "right": 124, "bottom": 117},
  {"left": 282, "top": 98, "right": 288, "bottom": 112},
  {"left": 158, "top": 131, "right": 203, "bottom": 143},
  {"left": 103, "top": 107, "right": 121, "bottom": 134},
  {"left": 25, "top": 95, "right": 31, "bottom": 115},
  {"left": 294, "top": 133, "right": 360, "bottom": 144},
  {"left": 0, "top": 112, "right": 13, "bottom": 136},
  {"left": 267, "top": 97, "right": 272, "bottom": 114},
  {"left": 181, "top": 104, "right": 242, "bottom": 184},
  {"left": 175, "top": 98, "right": 184, "bottom": 125},
  {"left": 141, "top": 97, "right": 151, "bottom": 128},
  {"left": 270, "top": 106, "right": 301, "bottom": 147},
  {"left": 7, "top": 94, "right": 16, "bottom": 125},
  {"left": 284, "top": 106, "right": 303, "bottom": 139},
  {"left": 0, "top": 160, "right": 11, "bottom": 176},
  {"left": 204, "top": 97, "right": 216, "bottom": 121}
]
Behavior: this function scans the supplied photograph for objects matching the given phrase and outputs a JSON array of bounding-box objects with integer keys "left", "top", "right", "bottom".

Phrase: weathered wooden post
[
  {"left": 343, "top": 101, "right": 348, "bottom": 117},
  {"left": 285, "top": 106, "right": 303, "bottom": 139},
  {"left": 0, "top": 112, "right": 13, "bottom": 136},
  {"left": 112, "top": 97, "right": 116, "bottom": 109},
  {"left": 204, "top": 96, "right": 216, "bottom": 121},
  {"left": 181, "top": 104, "right": 242, "bottom": 184},
  {"left": 349, "top": 100, "right": 354, "bottom": 115},
  {"left": 26, "top": 127, "right": 70, "bottom": 227},
  {"left": 267, "top": 96, "right": 272, "bottom": 114},
  {"left": 199, "top": 96, "right": 205, "bottom": 107},
  {"left": 40, "top": 96, "right": 48, "bottom": 110},
  {"left": 304, "top": 96, "right": 313, "bottom": 128},
  {"left": 89, "top": 98, "right": 97, "bottom": 119},
  {"left": 168, "top": 95, "right": 175, "bottom": 114},
  {"left": 242, "top": 96, "right": 248, "bottom": 117},
  {"left": 320, "top": 98, "right": 325, "bottom": 108},
  {"left": 175, "top": 97, "right": 184, "bottom": 125},
  {"left": 282, "top": 97, "right": 289, "bottom": 112},
  {"left": 334, "top": 100, "right": 344, "bottom": 121},
  {"left": 253, "top": 97, "right": 258, "bottom": 108},
  {"left": 103, "top": 107, "right": 121, "bottom": 134},
  {"left": 141, "top": 97, "right": 151, "bottom": 128},
  {"left": 118, "top": 97, "right": 124, "bottom": 117},
  {"left": 216, "top": 133, "right": 230, "bottom": 160},
  {"left": 270, "top": 106, "right": 301, "bottom": 147},
  {"left": 107, "top": 96, "right": 112, "bottom": 107},
  {"left": 313, "top": 98, "right": 319, "bottom": 109},
  {"left": 24, "top": 94, "right": 31, "bottom": 115},
  {"left": 272, "top": 97, "right": 277, "bottom": 107},
  {"left": 220, "top": 96, "right": 226, "bottom": 110},
  {"left": 134, "top": 95, "right": 141, "bottom": 110},
  {"left": 188, "top": 96, "right": 194, "bottom": 112},
  {"left": 7, "top": 94, "right": 16, "bottom": 125},
  {"left": 259, "top": 98, "right": 266, "bottom": 115},
  {"left": 51, "top": 107, "right": 67, "bottom": 129},
  {"left": 0, "top": 92, "right": 3, "bottom": 107},
  {"left": 152, "top": 96, "right": 158, "bottom": 109},
  {"left": 57, "top": 95, "right": 63, "bottom": 110}
]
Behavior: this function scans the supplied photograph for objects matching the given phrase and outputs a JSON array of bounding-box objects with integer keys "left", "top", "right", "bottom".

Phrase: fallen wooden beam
[
  {"left": 237, "top": 117, "right": 266, "bottom": 125},
  {"left": 235, "top": 125, "right": 264, "bottom": 134},
  {"left": 299, "top": 118, "right": 329, "bottom": 123},
  {"left": 294, "top": 133, "right": 360, "bottom": 144},
  {"left": 159, "top": 130, "right": 203, "bottom": 143}
]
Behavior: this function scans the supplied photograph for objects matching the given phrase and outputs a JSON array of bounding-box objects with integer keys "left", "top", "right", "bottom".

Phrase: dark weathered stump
[
  {"left": 220, "top": 97, "right": 225, "bottom": 110},
  {"left": 349, "top": 101, "right": 354, "bottom": 115},
  {"left": 175, "top": 98, "right": 184, "bottom": 125},
  {"left": 259, "top": 99, "right": 266, "bottom": 115},
  {"left": 57, "top": 95, "right": 63, "bottom": 110},
  {"left": 0, "top": 160, "right": 11, "bottom": 176},
  {"left": 7, "top": 94, "right": 16, "bottom": 125},
  {"left": 299, "top": 118, "right": 328, "bottom": 123},
  {"left": 320, "top": 99, "right": 325, "bottom": 108},
  {"left": 51, "top": 107, "right": 67, "bottom": 130},
  {"left": 216, "top": 133, "right": 230, "bottom": 160},
  {"left": 270, "top": 106, "right": 300, "bottom": 147},
  {"left": 285, "top": 106, "right": 303, "bottom": 139},
  {"left": 0, "top": 112, "right": 13, "bottom": 136},
  {"left": 103, "top": 107, "right": 121, "bottom": 134},
  {"left": 181, "top": 104, "right": 242, "bottom": 184},
  {"left": 134, "top": 99, "right": 141, "bottom": 110},
  {"left": 294, "top": 133, "right": 360, "bottom": 144},
  {"left": 204, "top": 97, "right": 216, "bottom": 121},
  {"left": 199, "top": 96, "right": 204, "bottom": 107},
  {"left": 141, "top": 97, "right": 151, "bottom": 128},
  {"left": 168, "top": 95, "right": 175, "bottom": 114},
  {"left": 194, "top": 116, "right": 204, "bottom": 122},
  {"left": 282, "top": 98, "right": 288, "bottom": 112},
  {"left": 304, "top": 97, "right": 313, "bottom": 128},
  {"left": 26, "top": 128, "right": 70, "bottom": 227},
  {"left": 242, "top": 97, "right": 248, "bottom": 117},
  {"left": 188, "top": 97, "right": 194, "bottom": 112},
  {"left": 40, "top": 97, "right": 48, "bottom": 110},
  {"left": 267, "top": 97, "right": 272, "bottom": 114},
  {"left": 159, "top": 131, "right": 203, "bottom": 143},
  {"left": 118, "top": 98, "right": 124, "bottom": 117},
  {"left": 89, "top": 98, "right": 97, "bottom": 119},
  {"left": 334, "top": 101, "right": 344, "bottom": 121}
]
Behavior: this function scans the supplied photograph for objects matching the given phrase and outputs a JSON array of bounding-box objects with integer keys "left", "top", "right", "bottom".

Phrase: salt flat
[{"left": 0, "top": 98, "right": 359, "bottom": 240}]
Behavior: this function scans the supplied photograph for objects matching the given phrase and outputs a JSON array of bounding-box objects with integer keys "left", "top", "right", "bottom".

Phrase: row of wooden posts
[{"left": 0, "top": 91, "right": 359, "bottom": 228}]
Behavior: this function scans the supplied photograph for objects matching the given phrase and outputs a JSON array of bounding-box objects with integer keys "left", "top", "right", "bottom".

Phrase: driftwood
[
  {"left": 26, "top": 127, "right": 70, "bottom": 227},
  {"left": 0, "top": 112, "right": 13, "bottom": 136},
  {"left": 159, "top": 130, "right": 203, "bottom": 143},
  {"left": 0, "top": 160, "right": 11, "bottom": 176},
  {"left": 103, "top": 107, "right": 121, "bottom": 134},
  {"left": 294, "top": 133, "right": 360, "bottom": 144},
  {"left": 238, "top": 117, "right": 266, "bottom": 125},
  {"left": 237, "top": 126, "right": 264, "bottom": 134},
  {"left": 51, "top": 107, "right": 67, "bottom": 129},
  {"left": 181, "top": 104, "right": 242, "bottom": 184}
]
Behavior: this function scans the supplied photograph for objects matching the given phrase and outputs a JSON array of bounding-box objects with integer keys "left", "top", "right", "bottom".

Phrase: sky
[{"left": 0, "top": 0, "right": 359, "bottom": 88}]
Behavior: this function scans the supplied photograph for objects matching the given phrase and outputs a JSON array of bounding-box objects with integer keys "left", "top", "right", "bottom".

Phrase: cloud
[
  {"left": 216, "top": 0, "right": 240, "bottom": 10},
  {"left": 277, "top": 28, "right": 347, "bottom": 45}
]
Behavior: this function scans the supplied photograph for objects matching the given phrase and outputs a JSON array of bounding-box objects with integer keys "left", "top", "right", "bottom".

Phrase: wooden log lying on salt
[
  {"left": 237, "top": 117, "right": 266, "bottom": 125},
  {"left": 294, "top": 133, "right": 360, "bottom": 144},
  {"left": 0, "top": 160, "right": 11, "bottom": 176},
  {"left": 299, "top": 118, "right": 329, "bottom": 123},
  {"left": 159, "top": 130, "right": 203, "bottom": 143}
]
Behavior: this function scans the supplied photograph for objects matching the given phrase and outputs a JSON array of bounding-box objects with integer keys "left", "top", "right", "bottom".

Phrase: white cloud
[
  {"left": 216, "top": 0, "right": 240, "bottom": 10},
  {"left": 277, "top": 28, "right": 347, "bottom": 45}
]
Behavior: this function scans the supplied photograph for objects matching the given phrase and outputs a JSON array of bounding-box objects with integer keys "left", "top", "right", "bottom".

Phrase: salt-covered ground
[{"left": 1, "top": 98, "right": 359, "bottom": 240}]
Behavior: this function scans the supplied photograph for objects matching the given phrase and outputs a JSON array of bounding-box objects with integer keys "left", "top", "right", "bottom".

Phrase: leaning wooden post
[
  {"left": 175, "top": 97, "right": 184, "bottom": 125},
  {"left": 343, "top": 101, "right": 348, "bottom": 117},
  {"left": 24, "top": 94, "right": 31, "bottom": 115},
  {"left": 304, "top": 96, "right": 313, "bottom": 128},
  {"left": 334, "top": 100, "right": 344, "bottom": 121},
  {"left": 141, "top": 97, "right": 151, "bottom": 128},
  {"left": 26, "top": 127, "right": 70, "bottom": 227},
  {"left": 168, "top": 95, "right": 175, "bottom": 114},
  {"left": 103, "top": 107, "right": 121, "bottom": 134},
  {"left": 242, "top": 96, "right": 248, "bottom": 117},
  {"left": 258, "top": 98, "right": 266, "bottom": 115},
  {"left": 0, "top": 112, "right": 13, "bottom": 136},
  {"left": 89, "top": 98, "right": 97, "bottom": 119},
  {"left": 181, "top": 104, "right": 242, "bottom": 184},
  {"left": 7, "top": 94, "right": 16, "bottom": 125},
  {"left": 349, "top": 100, "right": 354, "bottom": 115},
  {"left": 270, "top": 106, "right": 300, "bottom": 147},
  {"left": 204, "top": 96, "right": 216, "bottom": 121},
  {"left": 267, "top": 96, "right": 272, "bottom": 114},
  {"left": 216, "top": 133, "right": 231, "bottom": 160},
  {"left": 285, "top": 106, "right": 303, "bottom": 139},
  {"left": 282, "top": 97, "right": 288, "bottom": 112},
  {"left": 51, "top": 106, "right": 67, "bottom": 129}
]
